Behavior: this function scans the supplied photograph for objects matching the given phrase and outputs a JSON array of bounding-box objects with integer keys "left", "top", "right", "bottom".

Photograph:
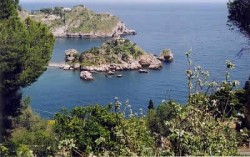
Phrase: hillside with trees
[{"left": 19, "top": 5, "right": 136, "bottom": 38}]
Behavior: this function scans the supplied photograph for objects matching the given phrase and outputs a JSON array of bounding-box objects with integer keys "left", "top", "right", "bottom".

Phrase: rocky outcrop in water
[
  {"left": 159, "top": 49, "right": 174, "bottom": 62},
  {"left": 65, "top": 49, "right": 79, "bottom": 62},
  {"left": 80, "top": 61, "right": 144, "bottom": 72},
  {"left": 138, "top": 54, "right": 162, "bottom": 70},
  {"left": 63, "top": 64, "right": 71, "bottom": 70},
  {"left": 80, "top": 71, "right": 94, "bottom": 80},
  {"left": 111, "top": 21, "right": 136, "bottom": 38}
]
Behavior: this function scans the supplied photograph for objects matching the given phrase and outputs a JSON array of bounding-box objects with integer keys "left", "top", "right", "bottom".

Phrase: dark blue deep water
[{"left": 21, "top": 2, "right": 250, "bottom": 118}]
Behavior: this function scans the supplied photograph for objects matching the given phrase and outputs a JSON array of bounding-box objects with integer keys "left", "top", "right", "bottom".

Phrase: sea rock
[
  {"left": 80, "top": 71, "right": 94, "bottom": 80},
  {"left": 128, "top": 61, "right": 142, "bottom": 70},
  {"left": 138, "top": 54, "right": 162, "bottom": 69},
  {"left": 138, "top": 54, "right": 152, "bottom": 66},
  {"left": 73, "top": 63, "right": 81, "bottom": 69},
  {"left": 80, "top": 56, "right": 162, "bottom": 72},
  {"left": 117, "top": 64, "right": 127, "bottom": 71},
  {"left": 48, "top": 63, "right": 66, "bottom": 68},
  {"left": 108, "top": 71, "right": 115, "bottom": 75},
  {"left": 148, "top": 58, "right": 162, "bottom": 70},
  {"left": 63, "top": 64, "right": 71, "bottom": 70},
  {"left": 81, "top": 65, "right": 110, "bottom": 72},
  {"left": 160, "top": 49, "right": 174, "bottom": 62},
  {"left": 65, "top": 49, "right": 79, "bottom": 62},
  {"left": 111, "top": 21, "right": 136, "bottom": 37},
  {"left": 59, "top": 65, "right": 64, "bottom": 69}
]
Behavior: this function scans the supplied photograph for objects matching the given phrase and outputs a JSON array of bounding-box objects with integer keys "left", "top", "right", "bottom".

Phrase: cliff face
[
  {"left": 54, "top": 21, "right": 136, "bottom": 38},
  {"left": 19, "top": 5, "right": 136, "bottom": 38}
]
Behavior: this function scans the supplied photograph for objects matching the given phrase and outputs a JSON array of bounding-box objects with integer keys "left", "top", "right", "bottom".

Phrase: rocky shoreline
[
  {"left": 47, "top": 38, "right": 174, "bottom": 81},
  {"left": 49, "top": 53, "right": 162, "bottom": 71},
  {"left": 53, "top": 21, "right": 136, "bottom": 38},
  {"left": 48, "top": 48, "right": 173, "bottom": 81},
  {"left": 20, "top": 5, "right": 137, "bottom": 39}
]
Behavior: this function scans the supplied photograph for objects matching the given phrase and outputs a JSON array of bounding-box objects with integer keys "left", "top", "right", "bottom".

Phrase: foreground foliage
[
  {"left": 1, "top": 1, "right": 249, "bottom": 156},
  {"left": 0, "top": 0, "right": 54, "bottom": 139},
  {"left": 227, "top": 0, "right": 250, "bottom": 54},
  {"left": 1, "top": 51, "right": 248, "bottom": 156},
  {"left": 54, "top": 101, "right": 154, "bottom": 156},
  {"left": 228, "top": 0, "right": 250, "bottom": 36}
]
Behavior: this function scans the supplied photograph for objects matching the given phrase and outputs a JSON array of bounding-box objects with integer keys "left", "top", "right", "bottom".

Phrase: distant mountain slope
[{"left": 19, "top": 5, "right": 136, "bottom": 38}]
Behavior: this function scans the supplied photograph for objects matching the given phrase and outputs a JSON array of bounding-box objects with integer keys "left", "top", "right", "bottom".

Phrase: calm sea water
[{"left": 21, "top": 2, "right": 250, "bottom": 118}]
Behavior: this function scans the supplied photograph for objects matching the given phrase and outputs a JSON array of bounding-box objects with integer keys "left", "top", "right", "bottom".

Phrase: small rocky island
[
  {"left": 58, "top": 38, "right": 173, "bottom": 80},
  {"left": 19, "top": 5, "right": 136, "bottom": 38},
  {"left": 159, "top": 49, "right": 174, "bottom": 62}
]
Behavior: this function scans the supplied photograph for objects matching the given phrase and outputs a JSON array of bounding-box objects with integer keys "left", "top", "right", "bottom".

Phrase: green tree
[
  {"left": 0, "top": 0, "right": 19, "bottom": 20},
  {"left": 228, "top": 1, "right": 250, "bottom": 143},
  {"left": 148, "top": 99, "right": 154, "bottom": 110},
  {"left": 0, "top": 0, "right": 55, "bottom": 140},
  {"left": 228, "top": 0, "right": 250, "bottom": 54},
  {"left": 54, "top": 105, "right": 119, "bottom": 156},
  {"left": 54, "top": 103, "right": 155, "bottom": 156},
  {"left": 228, "top": 0, "right": 250, "bottom": 36}
]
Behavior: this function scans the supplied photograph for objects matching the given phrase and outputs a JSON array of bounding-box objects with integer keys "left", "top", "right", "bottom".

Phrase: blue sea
[{"left": 21, "top": 1, "right": 250, "bottom": 118}]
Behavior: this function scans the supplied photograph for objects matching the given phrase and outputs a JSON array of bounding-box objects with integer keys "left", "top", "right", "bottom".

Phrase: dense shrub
[{"left": 54, "top": 101, "right": 154, "bottom": 156}]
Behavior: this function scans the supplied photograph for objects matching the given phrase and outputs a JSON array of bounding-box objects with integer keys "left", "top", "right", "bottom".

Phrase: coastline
[
  {"left": 51, "top": 21, "right": 137, "bottom": 38},
  {"left": 19, "top": 5, "right": 137, "bottom": 39}
]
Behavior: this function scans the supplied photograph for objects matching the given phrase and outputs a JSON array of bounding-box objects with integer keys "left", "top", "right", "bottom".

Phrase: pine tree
[
  {"left": 0, "top": 0, "right": 55, "bottom": 140},
  {"left": 228, "top": 0, "right": 250, "bottom": 36},
  {"left": 0, "top": 0, "right": 19, "bottom": 20}
]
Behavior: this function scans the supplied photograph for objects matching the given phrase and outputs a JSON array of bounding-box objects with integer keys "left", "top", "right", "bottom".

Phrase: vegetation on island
[
  {"left": 79, "top": 38, "right": 145, "bottom": 66},
  {"left": 160, "top": 48, "right": 174, "bottom": 62},
  {"left": 161, "top": 49, "right": 172, "bottom": 56},
  {"left": 21, "top": 5, "right": 122, "bottom": 36},
  {"left": 65, "top": 5, "right": 119, "bottom": 34},
  {"left": 0, "top": 0, "right": 250, "bottom": 156}
]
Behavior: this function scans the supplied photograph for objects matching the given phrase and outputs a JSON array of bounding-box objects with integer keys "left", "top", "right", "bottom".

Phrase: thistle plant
[
  {"left": 158, "top": 51, "right": 242, "bottom": 155},
  {"left": 185, "top": 49, "right": 212, "bottom": 105},
  {"left": 111, "top": 97, "right": 155, "bottom": 156},
  {"left": 58, "top": 139, "right": 81, "bottom": 157},
  {"left": 185, "top": 49, "right": 193, "bottom": 100}
]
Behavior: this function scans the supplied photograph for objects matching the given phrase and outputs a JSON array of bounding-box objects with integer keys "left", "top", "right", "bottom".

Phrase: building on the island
[{"left": 62, "top": 7, "right": 72, "bottom": 12}]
